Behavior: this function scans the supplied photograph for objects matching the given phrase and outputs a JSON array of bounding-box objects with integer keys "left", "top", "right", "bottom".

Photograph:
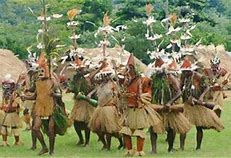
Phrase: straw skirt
[
  {"left": 2, "top": 112, "right": 22, "bottom": 128},
  {"left": 89, "top": 105, "right": 121, "bottom": 134},
  {"left": 160, "top": 104, "right": 191, "bottom": 134},
  {"left": 184, "top": 103, "right": 224, "bottom": 131},
  {"left": 71, "top": 100, "right": 95, "bottom": 123}
]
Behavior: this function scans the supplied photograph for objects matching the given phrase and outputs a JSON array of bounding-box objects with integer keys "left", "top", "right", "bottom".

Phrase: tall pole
[
  {"left": 165, "top": 0, "right": 169, "bottom": 31},
  {"left": 41, "top": 0, "right": 51, "bottom": 77}
]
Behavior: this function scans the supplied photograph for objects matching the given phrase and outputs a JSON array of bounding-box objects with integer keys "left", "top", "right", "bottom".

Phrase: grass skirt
[
  {"left": 71, "top": 100, "right": 95, "bottom": 123},
  {"left": 2, "top": 112, "right": 22, "bottom": 128},
  {"left": 184, "top": 103, "right": 224, "bottom": 132},
  {"left": 123, "top": 104, "right": 163, "bottom": 130},
  {"left": 144, "top": 105, "right": 165, "bottom": 134},
  {"left": 161, "top": 104, "right": 191, "bottom": 134},
  {"left": 34, "top": 79, "right": 54, "bottom": 117},
  {"left": 120, "top": 104, "right": 165, "bottom": 137},
  {"left": 0, "top": 110, "right": 4, "bottom": 125},
  {"left": 89, "top": 105, "right": 121, "bottom": 134}
]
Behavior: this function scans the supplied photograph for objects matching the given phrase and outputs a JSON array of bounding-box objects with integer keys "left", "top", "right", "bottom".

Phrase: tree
[{"left": 78, "top": 0, "right": 113, "bottom": 31}]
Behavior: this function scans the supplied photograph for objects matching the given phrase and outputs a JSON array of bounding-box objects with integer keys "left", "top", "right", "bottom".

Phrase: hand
[
  {"left": 162, "top": 105, "right": 170, "bottom": 113},
  {"left": 5, "top": 106, "right": 10, "bottom": 113},
  {"left": 222, "top": 79, "right": 228, "bottom": 85},
  {"left": 50, "top": 92, "right": 55, "bottom": 97},
  {"left": 65, "top": 88, "right": 72, "bottom": 93},
  {"left": 165, "top": 103, "right": 171, "bottom": 107},
  {"left": 24, "top": 89, "right": 30, "bottom": 93},
  {"left": 87, "top": 93, "right": 92, "bottom": 98},
  {"left": 20, "top": 95, "right": 26, "bottom": 102},
  {"left": 188, "top": 97, "right": 195, "bottom": 106},
  {"left": 85, "top": 96, "right": 91, "bottom": 101},
  {"left": 76, "top": 93, "right": 81, "bottom": 99},
  {"left": 212, "top": 84, "right": 221, "bottom": 91},
  {"left": 199, "top": 96, "right": 204, "bottom": 102},
  {"left": 99, "top": 60, "right": 108, "bottom": 69}
]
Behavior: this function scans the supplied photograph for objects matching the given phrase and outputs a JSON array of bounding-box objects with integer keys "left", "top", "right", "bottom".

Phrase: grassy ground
[{"left": 0, "top": 93, "right": 231, "bottom": 158}]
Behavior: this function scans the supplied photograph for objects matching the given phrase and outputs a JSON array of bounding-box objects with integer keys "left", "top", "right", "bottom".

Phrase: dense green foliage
[{"left": 0, "top": 0, "right": 230, "bottom": 61}]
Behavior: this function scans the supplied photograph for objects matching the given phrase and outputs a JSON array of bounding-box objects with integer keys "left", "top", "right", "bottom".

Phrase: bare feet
[
  {"left": 0, "top": 142, "right": 10, "bottom": 147},
  {"left": 30, "top": 146, "right": 36, "bottom": 150},
  {"left": 38, "top": 147, "right": 48, "bottom": 155},
  {"left": 76, "top": 140, "right": 84, "bottom": 146},
  {"left": 14, "top": 141, "right": 24, "bottom": 146}
]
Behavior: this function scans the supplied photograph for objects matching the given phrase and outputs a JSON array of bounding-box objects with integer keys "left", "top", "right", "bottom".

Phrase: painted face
[
  {"left": 37, "top": 53, "right": 50, "bottom": 78},
  {"left": 182, "top": 70, "right": 193, "bottom": 76},
  {"left": 211, "top": 64, "right": 219, "bottom": 74},
  {"left": 2, "top": 82, "right": 15, "bottom": 100},
  {"left": 128, "top": 65, "right": 136, "bottom": 76}
]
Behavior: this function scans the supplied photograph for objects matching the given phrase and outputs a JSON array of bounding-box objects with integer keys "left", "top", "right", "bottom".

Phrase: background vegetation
[{"left": 0, "top": 0, "right": 230, "bottom": 63}]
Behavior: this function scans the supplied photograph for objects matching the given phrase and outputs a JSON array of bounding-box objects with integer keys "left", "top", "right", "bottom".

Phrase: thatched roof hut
[
  {"left": 195, "top": 45, "right": 231, "bottom": 73},
  {"left": 0, "top": 49, "right": 26, "bottom": 83},
  {"left": 56, "top": 47, "right": 147, "bottom": 79}
]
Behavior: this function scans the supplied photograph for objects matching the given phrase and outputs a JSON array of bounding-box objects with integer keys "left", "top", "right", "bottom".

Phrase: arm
[
  {"left": 199, "top": 86, "right": 210, "bottom": 101},
  {"left": 25, "top": 84, "right": 36, "bottom": 93},
  {"left": 222, "top": 73, "right": 230, "bottom": 86},
  {"left": 167, "top": 74, "right": 182, "bottom": 105},
  {"left": 87, "top": 88, "right": 97, "bottom": 98},
  {"left": 21, "top": 93, "right": 36, "bottom": 101},
  {"left": 87, "top": 60, "right": 108, "bottom": 84}
]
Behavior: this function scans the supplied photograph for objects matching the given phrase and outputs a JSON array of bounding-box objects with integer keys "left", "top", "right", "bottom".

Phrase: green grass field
[{"left": 0, "top": 94, "right": 230, "bottom": 158}]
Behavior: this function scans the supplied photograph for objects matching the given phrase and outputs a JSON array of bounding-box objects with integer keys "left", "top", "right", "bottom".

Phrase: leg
[
  {"left": 105, "top": 133, "right": 112, "bottom": 150},
  {"left": 150, "top": 127, "right": 157, "bottom": 154},
  {"left": 31, "top": 118, "right": 37, "bottom": 150},
  {"left": 48, "top": 117, "right": 55, "bottom": 155},
  {"left": 123, "top": 134, "right": 132, "bottom": 156},
  {"left": 167, "top": 128, "right": 176, "bottom": 152},
  {"left": 97, "top": 132, "right": 107, "bottom": 150},
  {"left": 117, "top": 137, "right": 124, "bottom": 150},
  {"left": 13, "top": 128, "right": 22, "bottom": 145},
  {"left": 196, "top": 126, "right": 203, "bottom": 150},
  {"left": 214, "top": 109, "right": 221, "bottom": 118},
  {"left": 1, "top": 127, "right": 9, "bottom": 146},
  {"left": 111, "top": 133, "right": 123, "bottom": 149},
  {"left": 33, "top": 116, "right": 48, "bottom": 155},
  {"left": 14, "top": 135, "right": 19, "bottom": 145},
  {"left": 74, "top": 121, "right": 84, "bottom": 145},
  {"left": 2, "top": 134, "right": 8, "bottom": 145},
  {"left": 136, "top": 136, "right": 145, "bottom": 156},
  {"left": 114, "top": 133, "right": 124, "bottom": 150},
  {"left": 180, "top": 133, "right": 186, "bottom": 150},
  {"left": 84, "top": 125, "right": 90, "bottom": 146},
  {"left": 24, "top": 114, "right": 31, "bottom": 130}
]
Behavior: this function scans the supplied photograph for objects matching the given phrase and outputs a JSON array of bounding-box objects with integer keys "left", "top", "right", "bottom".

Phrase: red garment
[
  {"left": 127, "top": 76, "right": 152, "bottom": 108},
  {"left": 204, "top": 68, "right": 227, "bottom": 77}
]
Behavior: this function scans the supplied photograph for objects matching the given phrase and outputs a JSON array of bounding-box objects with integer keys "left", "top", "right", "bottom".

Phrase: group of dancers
[{"left": 0, "top": 50, "right": 229, "bottom": 156}]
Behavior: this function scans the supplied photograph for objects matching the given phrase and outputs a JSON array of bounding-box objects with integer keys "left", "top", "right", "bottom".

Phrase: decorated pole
[
  {"left": 165, "top": 0, "right": 169, "bottom": 31},
  {"left": 36, "top": 0, "right": 63, "bottom": 78},
  {"left": 41, "top": 0, "right": 51, "bottom": 77},
  {"left": 102, "top": 11, "right": 110, "bottom": 58},
  {"left": 67, "top": 9, "right": 81, "bottom": 58}
]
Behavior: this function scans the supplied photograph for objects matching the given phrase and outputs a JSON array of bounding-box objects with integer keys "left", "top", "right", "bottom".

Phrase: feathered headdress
[
  {"left": 169, "top": 13, "right": 177, "bottom": 26},
  {"left": 127, "top": 53, "right": 135, "bottom": 67},
  {"left": 103, "top": 11, "right": 110, "bottom": 26},
  {"left": 67, "top": 9, "right": 80, "bottom": 21},
  {"left": 146, "top": 1, "right": 153, "bottom": 17},
  {"left": 37, "top": 52, "right": 50, "bottom": 77}
]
